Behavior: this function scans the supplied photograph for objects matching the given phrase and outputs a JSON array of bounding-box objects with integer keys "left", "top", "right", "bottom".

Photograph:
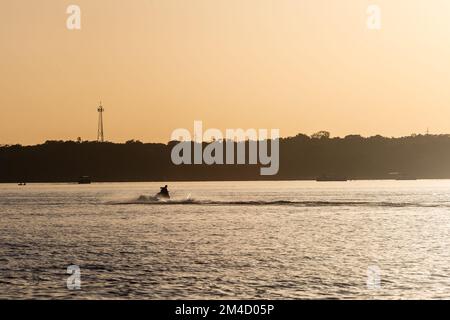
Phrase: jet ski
[
  {"left": 155, "top": 192, "right": 170, "bottom": 200},
  {"left": 155, "top": 185, "right": 170, "bottom": 200}
]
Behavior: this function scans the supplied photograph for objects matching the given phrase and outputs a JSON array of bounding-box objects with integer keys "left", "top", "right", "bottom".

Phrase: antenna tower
[{"left": 97, "top": 102, "right": 104, "bottom": 142}]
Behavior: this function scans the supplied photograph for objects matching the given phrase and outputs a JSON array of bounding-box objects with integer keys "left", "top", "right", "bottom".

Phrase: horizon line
[{"left": 1, "top": 132, "right": 448, "bottom": 147}]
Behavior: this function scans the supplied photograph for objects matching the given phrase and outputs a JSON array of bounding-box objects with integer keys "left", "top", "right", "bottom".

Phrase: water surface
[{"left": 1, "top": 180, "right": 450, "bottom": 299}]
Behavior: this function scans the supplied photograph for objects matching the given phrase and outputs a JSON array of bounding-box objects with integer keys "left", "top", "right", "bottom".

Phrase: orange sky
[{"left": 1, "top": 0, "right": 450, "bottom": 145}]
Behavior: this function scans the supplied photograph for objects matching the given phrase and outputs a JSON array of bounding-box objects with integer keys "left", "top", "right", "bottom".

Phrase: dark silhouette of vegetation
[{"left": 2, "top": 133, "right": 450, "bottom": 182}]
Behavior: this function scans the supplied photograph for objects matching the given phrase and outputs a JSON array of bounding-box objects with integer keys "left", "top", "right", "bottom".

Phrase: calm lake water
[{"left": 1, "top": 180, "right": 450, "bottom": 299}]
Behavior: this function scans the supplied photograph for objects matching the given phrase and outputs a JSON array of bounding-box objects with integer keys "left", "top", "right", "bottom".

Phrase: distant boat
[
  {"left": 316, "top": 175, "right": 348, "bottom": 182},
  {"left": 18, "top": 182, "right": 26, "bottom": 186},
  {"left": 395, "top": 174, "right": 417, "bottom": 181},
  {"left": 389, "top": 172, "right": 417, "bottom": 180},
  {"left": 78, "top": 176, "right": 92, "bottom": 184}
]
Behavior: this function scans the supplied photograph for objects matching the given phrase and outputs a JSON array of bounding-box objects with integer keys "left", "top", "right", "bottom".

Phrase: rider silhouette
[{"left": 160, "top": 185, "right": 169, "bottom": 196}]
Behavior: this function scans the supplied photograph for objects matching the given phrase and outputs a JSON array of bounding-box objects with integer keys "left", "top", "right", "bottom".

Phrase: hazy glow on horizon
[{"left": 2, "top": 0, "right": 450, "bottom": 144}]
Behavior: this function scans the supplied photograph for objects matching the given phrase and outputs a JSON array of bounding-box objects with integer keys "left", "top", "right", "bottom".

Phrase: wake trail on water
[{"left": 107, "top": 196, "right": 447, "bottom": 208}]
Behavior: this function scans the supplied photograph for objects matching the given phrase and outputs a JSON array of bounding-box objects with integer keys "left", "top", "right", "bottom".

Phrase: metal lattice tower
[{"left": 97, "top": 102, "right": 104, "bottom": 142}]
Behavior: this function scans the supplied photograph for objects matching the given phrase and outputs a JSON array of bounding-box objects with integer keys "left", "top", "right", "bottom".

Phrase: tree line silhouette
[{"left": 2, "top": 132, "right": 450, "bottom": 182}]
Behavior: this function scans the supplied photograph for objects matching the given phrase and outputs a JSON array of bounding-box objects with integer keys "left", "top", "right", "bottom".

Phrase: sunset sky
[{"left": 2, "top": 0, "right": 450, "bottom": 144}]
